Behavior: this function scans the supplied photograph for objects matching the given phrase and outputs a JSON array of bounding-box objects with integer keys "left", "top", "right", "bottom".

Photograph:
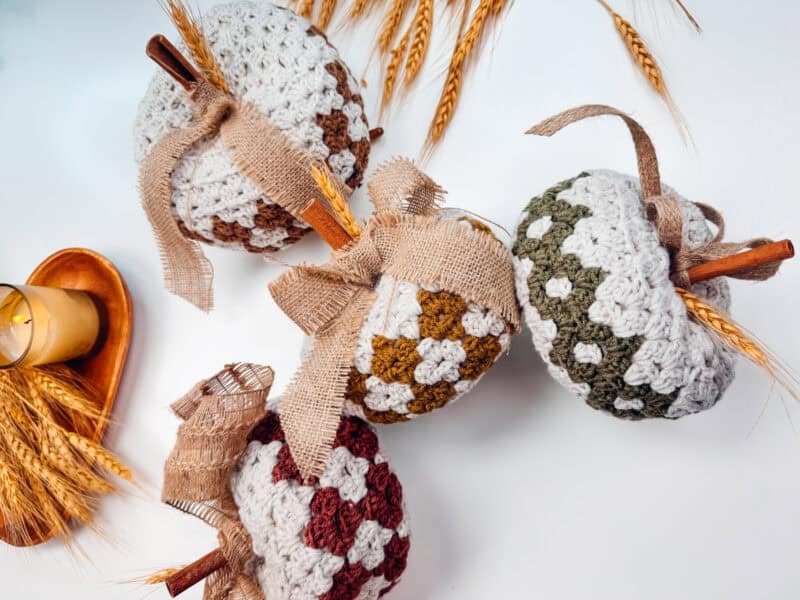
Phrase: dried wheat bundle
[
  {"left": 0, "top": 365, "right": 132, "bottom": 546},
  {"left": 290, "top": 0, "right": 701, "bottom": 151},
  {"left": 290, "top": 0, "right": 510, "bottom": 150}
]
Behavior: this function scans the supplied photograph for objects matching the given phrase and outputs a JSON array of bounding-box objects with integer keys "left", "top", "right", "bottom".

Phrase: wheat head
[
  {"left": 166, "top": 0, "right": 230, "bottom": 94},
  {"left": 67, "top": 432, "right": 133, "bottom": 482},
  {"left": 597, "top": 0, "right": 665, "bottom": 95},
  {"left": 144, "top": 567, "right": 186, "bottom": 585},
  {"left": 30, "top": 368, "right": 104, "bottom": 420},
  {"left": 404, "top": 0, "right": 434, "bottom": 87},
  {"left": 297, "top": 0, "right": 317, "bottom": 19},
  {"left": 350, "top": 0, "right": 375, "bottom": 19},
  {"left": 676, "top": 288, "right": 769, "bottom": 368},
  {"left": 382, "top": 28, "right": 411, "bottom": 113},
  {"left": 427, "top": 0, "right": 499, "bottom": 148},
  {"left": 317, "top": 0, "right": 338, "bottom": 29},
  {"left": 311, "top": 164, "right": 361, "bottom": 239},
  {"left": 378, "top": 0, "right": 411, "bottom": 54}
]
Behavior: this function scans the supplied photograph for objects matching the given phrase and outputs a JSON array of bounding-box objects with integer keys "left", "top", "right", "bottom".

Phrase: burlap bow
[
  {"left": 140, "top": 78, "right": 326, "bottom": 311},
  {"left": 527, "top": 105, "right": 783, "bottom": 288},
  {"left": 643, "top": 196, "right": 779, "bottom": 287},
  {"left": 163, "top": 363, "right": 274, "bottom": 600},
  {"left": 270, "top": 159, "right": 521, "bottom": 480}
]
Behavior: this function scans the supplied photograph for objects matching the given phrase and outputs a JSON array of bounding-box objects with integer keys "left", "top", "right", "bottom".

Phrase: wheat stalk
[
  {"left": 598, "top": 0, "right": 690, "bottom": 136},
  {"left": 67, "top": 432, "right": 133, "bottom": 482},
  {"left": 382, "top": 28, "right": 411, "bottom": 113},
  {"left": 30, "top": 369, "right": 104, "bottom": 421},
  {"left": 1, "top": 418, "right": 94, "bottom": 525},
  {"left": 351, "top": 0, "right": 369, "bottom": 18},
  {"left": 378, "top": 0, "right": 411, "bottom": 54},
  {"left": 0, "top": 365, "right": 132, "bottom": 543},
  {"left": 166, "top": 0, "right": 230, "bottom": 94},
  {"left": 597, "top": 0, "right": 665, "bottom": 94},
  {"left": 145, "top": 567, "right": 185, "bottom": 585},
  {"left": 350, "top": 0, "right": 382, "bottom": 19},
  {"left": 25, "top": 380, "right": 115, "bottom": 494},
  {"left": 673, "top": 0, "right": 701, "bottom": 32},
  {"left": 317, "top": 0, "right": 338, "bottom": 29},
  {"left": 404, "top": 0, "right": 434, "bottom": 87},
  {"left": 677, "top": 288, "right": 767, "bottom": 365},
  {"left": 46, "top": 430, "right": 116, "bottom": 494},
  {"left": 677, "top": 288, "right": 799, "bottom": 401},
  {"left": 297, "top": 0, "right": 316, "bottom": 19},
  {"left": 453, "top": 0, "right": 473, "bottom": 40},
  {"left": 311, "top": 164, "right": 361, "bottom": 239},
  {"left": 426, "top": 0, "right": 504, "bottom": 149}
]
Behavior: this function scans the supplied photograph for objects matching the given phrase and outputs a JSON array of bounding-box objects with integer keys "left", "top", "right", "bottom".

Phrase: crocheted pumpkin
[
  {"left": 513, "top": 170, "right": 735, "bottom": 419},
  {"left": 270, "top": 160, "right": 520, "bottom": 432},
  {"left": 344, "top": 270, "right": 513, "bottom": 424},
  {"left": 231, "top": 411, "right": 410, "bottom": 599},
  {"left": 134, "top": 1, "right": 371, "bottom": 254}
]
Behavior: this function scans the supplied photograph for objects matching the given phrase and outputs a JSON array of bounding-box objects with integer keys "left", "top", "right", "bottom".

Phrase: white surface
[{"left": 1, "top": 1, "right": 799, "bottom": 599}]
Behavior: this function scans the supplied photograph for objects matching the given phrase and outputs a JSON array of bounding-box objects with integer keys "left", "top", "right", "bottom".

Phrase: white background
[{"left": 1, "top": 1, "right": 800, "bottom": 598}]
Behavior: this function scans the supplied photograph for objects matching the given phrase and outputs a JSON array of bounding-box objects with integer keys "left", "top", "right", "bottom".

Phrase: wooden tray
[{"left": 0, "top": 248, "right": 133, "bottom": 546}]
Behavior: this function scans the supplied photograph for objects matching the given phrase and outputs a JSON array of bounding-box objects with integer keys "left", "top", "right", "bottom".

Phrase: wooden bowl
[{"left": 0, "top": 248, "right": 133, "bottom": 546}]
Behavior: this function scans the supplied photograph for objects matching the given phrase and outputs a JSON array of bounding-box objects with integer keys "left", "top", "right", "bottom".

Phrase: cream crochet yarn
[
  {"left": 134, "top": 1, "right": 371, "bottom": 253},
  {"left": 513, "top": 170, "right": 736, "bottom": 419},
  {"left": 231, "top": 410, "right": 410, "bottom": 600}
]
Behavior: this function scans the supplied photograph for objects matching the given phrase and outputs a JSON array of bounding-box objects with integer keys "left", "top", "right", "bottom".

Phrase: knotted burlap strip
[
  {"left": 163, "top": 363, "right": 274, "bottom": 600},
  {"left": 271, "top": 159, "right": 520, "bottom": 480},
  {"left": 368, "top": 157, "right": 445, "bottom": 215},
  {"left": 140, "top": 79, "right": 323, "bottom": 311},
  {"left": 527, "top": 104, "right": 781, "bottom": 287}
]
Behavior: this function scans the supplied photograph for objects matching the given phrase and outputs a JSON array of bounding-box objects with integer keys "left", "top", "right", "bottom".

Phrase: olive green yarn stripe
[{"left": 514, "top": 174, "right": 677, "bottom": 419}]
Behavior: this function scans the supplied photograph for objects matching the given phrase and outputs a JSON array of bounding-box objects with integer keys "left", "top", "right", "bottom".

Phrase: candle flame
[{"left": 11, "top": 315, "right": 30, "bottom": 325}]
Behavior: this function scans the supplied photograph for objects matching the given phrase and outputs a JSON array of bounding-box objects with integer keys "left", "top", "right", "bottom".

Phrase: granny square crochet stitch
[
  {"left": 344, "top": 267, "right": 512, "bottom": 423},
  {"left": 513, "top": 170, "right": 736, "bottom": 419},
  {"left": 231, "top": 411, "right": 409, "bottom": 600},
  {"left": 134, "top": 1, "right": 371, "bottom": 253}
]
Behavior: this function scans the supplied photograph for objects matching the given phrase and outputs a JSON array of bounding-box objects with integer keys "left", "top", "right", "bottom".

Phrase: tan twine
[
  {"left": 140, "top": 80, "right": 325, "bottom": 312},
  {"left": 526, "top": 105, "right": 782, "bottom": 287},
  {"left": 271, "top": 158, "right": 520, "bottom": 480},
  {"left": 162, "top": 363, "right": 274, "bottom": 600}
]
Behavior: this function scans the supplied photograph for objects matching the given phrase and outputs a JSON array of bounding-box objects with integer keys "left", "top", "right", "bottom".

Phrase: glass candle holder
[{"left": 0, "top": 284, "right": 101, "bottom": 369}]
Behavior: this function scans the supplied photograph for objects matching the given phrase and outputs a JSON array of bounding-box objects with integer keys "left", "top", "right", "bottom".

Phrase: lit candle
[{"left": 0, "top": 284, "right": 100, "bottom": 369}]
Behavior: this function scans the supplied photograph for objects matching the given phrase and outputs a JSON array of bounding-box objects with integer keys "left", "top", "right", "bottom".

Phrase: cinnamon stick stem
[
  {"left": 300, "top": 199, "right": 353, "bottom": 250},
  {"left": 686, "top": 239, "right": 794, "bottom": 284},
  {"left": 146, "top": 35, "right": 200, "bottom": 90},
  {"left": 165, "top": 548, "right": 227, "bottom": 597}
]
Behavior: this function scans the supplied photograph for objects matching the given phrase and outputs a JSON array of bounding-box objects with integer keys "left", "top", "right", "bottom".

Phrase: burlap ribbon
[
  {"left": 163, "top": 363, "right": 274, "bottom": 600},
  {"left": 270, "top": 159, "right": 521, "bottom": 480},
  {"left": 527, "top": 105, "right": 782, "bottom": 287},
  {"left": 140, "top": 79, "right": 323, "bottom": 311}
]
